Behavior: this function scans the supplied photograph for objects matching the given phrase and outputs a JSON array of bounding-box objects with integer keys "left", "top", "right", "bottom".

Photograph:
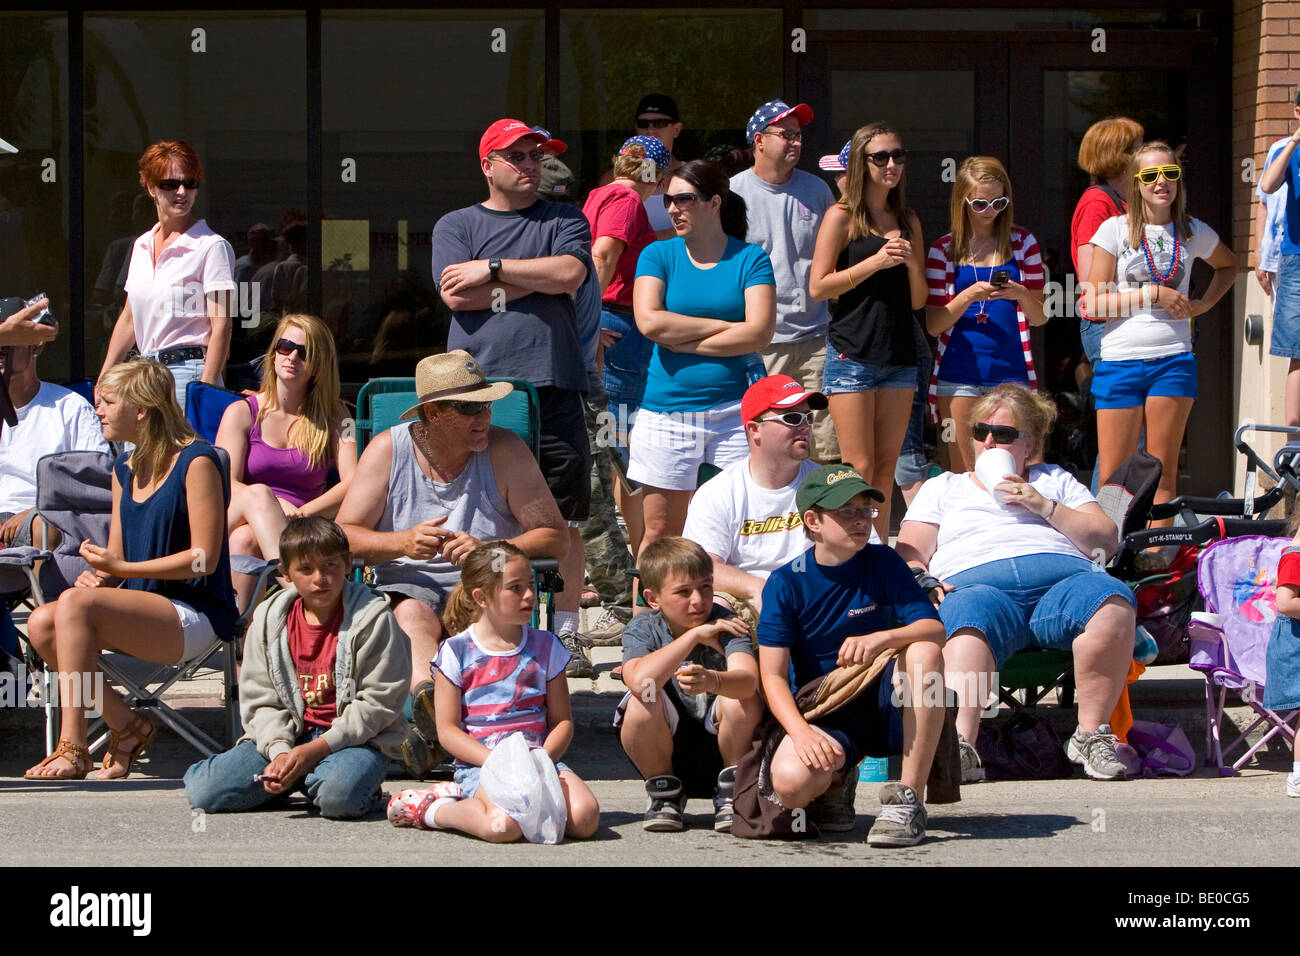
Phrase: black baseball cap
[{"left": 636, "top": 94, "right": 680, "bottom": 123}]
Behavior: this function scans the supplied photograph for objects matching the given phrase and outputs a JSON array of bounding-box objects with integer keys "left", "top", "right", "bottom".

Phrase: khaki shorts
[{"left": 762, "top": 336, "right": 840, "bottom": 462}]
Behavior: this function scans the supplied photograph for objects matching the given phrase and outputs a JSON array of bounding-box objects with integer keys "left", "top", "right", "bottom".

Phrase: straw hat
[{"left": 399, "top": 350, "right": 514, "bottom": 420}]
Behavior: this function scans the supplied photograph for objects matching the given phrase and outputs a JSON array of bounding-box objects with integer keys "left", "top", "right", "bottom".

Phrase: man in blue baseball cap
[{"left": 732, "top": 100, "right": 839, "bottom": 463}]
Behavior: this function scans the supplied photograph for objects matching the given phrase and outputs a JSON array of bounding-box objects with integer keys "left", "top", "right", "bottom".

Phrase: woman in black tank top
[{"left": 810, "top": 123, "right": 928, "bottom": 539}]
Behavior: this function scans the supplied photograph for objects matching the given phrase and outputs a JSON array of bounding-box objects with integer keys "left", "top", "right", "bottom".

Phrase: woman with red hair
[{"left": 100, "top": 140, "right": 236, "bottom": 407}]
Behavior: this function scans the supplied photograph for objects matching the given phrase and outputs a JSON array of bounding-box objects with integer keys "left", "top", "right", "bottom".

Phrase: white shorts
[
  {"left": 171, "top": 599, "right": 218, "bottom": 663},
  {"left": 625, "top": 400, "right": 748, "bottom": 491}
]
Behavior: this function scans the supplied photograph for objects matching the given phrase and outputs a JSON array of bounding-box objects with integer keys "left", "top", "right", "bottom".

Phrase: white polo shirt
[
  {"left": 0, "top": 382, "right": 109, "bottom": 513},
  {"left": 123, "top": 219, "right": 235, "bottom": 356}
]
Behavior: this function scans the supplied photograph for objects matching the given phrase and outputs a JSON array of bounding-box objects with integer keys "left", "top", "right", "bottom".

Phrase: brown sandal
[
  {"left": 91, "top": 710, "right": 156, "bottom": 781},
  {"left": 24, "top": 739, "right": 93, "bottom": 780}
]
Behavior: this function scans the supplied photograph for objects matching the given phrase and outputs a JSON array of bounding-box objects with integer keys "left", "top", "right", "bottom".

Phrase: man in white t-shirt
[
  {"left": 0, "top": 334, "right": 109, "bottom": 549},
  {"left": 683, "top": 375, "right": 879, "bottom": 614}
]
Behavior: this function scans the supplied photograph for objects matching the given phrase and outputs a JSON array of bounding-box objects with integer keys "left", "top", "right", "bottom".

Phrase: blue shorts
[
  {"left": 822, "top": 344, "right": 916, "bottom": 394},
  {"left": 938, "top": 554, "right": 1135, "bottom": 668},
  {"left": 1090, "top": 351, "right": 1197, "bottom": 408},
  {"left": 454, "top": 760, "right": 572, "bottom": 799},
  {"left": 1272, "top": 254, "right": 1300, "bottom": 359}
]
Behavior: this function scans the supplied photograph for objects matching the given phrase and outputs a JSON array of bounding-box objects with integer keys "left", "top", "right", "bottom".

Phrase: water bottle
[
  {"left": 1133, "top": 623, "right": 1159, "bottom": 665},
  {"left": 857, "top": 756, "right": 889, "bottom": 782}
]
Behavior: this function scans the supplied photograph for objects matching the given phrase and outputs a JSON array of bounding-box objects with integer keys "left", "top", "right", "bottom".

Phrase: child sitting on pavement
[
  {"left": 758, "top": 465, "right": 947, "bottom": 847},
  {"left": 614, "top": 536, "right": 763, "bottom": 832},
  {"left": 183, "top": 516, "right": 411, "bottom": 818},
  {"left": 387, "top": 540, "right": 600, "bottom": 841}
]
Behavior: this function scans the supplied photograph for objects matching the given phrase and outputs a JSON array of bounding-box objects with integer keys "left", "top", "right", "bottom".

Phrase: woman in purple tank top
[{"left": 216, "top": 314, "right": 356, "bottom": 607}]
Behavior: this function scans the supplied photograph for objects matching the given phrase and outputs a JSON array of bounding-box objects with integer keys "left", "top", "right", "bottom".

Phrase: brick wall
[{"left": 1237, "top": 0, "right": 1299, "bottom": 266}]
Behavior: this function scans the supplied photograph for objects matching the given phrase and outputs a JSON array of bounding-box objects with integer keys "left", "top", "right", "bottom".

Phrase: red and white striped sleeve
[
  {"left": 1013, "top": 227, "right": 1045, "bottom": 291},
  {"left": 926, "top": 234, "right": 953, "bottom": 307}
]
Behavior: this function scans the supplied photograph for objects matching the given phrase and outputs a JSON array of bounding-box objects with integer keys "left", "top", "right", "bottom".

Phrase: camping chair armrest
[{"left": 1148, "top": 487, "right": 1285, "bottom": 520}]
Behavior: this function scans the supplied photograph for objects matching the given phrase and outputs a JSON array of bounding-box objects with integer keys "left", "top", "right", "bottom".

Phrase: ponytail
[
  {"left": 439, "top": 540, "right": 528, "bottom": 635},
  {"left": 720, "top": 191, "right": 748, "bottom": 241}
]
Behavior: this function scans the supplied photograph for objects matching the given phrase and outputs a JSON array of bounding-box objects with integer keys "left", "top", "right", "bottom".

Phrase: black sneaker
[
  {"left": 713, "top": 766, "right": 736, "bottom": 832},
  {"left": 643, "top": 774, "right": 685, "bottom": 832},
  {"left": 560, "top": 631, "right": 595, "bottom": 678}
]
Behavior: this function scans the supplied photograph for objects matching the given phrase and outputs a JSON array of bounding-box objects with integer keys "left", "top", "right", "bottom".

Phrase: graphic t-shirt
[
  {"left": 636, "top": 236, "right": 774, "bottom": 412},
  {"left": 758, "top": 545, "right": 939, "bottom": 690},
  {"left": 1088, "top": 215, "right": 1221, "bottom": 361},
  {"left": 682, "top": 457, "right": 877, "bottom": 578},
  {"left": 287, "top": 598, "right": 343, "bottom": 730},
  {"left": 434, "top": 624, "right": 571, "bottom": 765}
]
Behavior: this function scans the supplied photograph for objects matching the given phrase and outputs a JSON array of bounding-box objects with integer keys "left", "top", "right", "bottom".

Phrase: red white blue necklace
[{"left": 1141, "top": 228, "right": 1180, "bottom": 284}]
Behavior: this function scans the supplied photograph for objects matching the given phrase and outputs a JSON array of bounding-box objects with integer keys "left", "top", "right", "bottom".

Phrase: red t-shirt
[
  {"left": 1278, "top": 550, "right": 1300, "bottom": 589},
  {"left": 582, "top": 182, "right": 655, "bottom": 308},
  {"left": 1071, "top": 185, "right": 1124, "bottom": 322},
  {"left": 287, "top": 598, "right": 343, "bottom": 729}
]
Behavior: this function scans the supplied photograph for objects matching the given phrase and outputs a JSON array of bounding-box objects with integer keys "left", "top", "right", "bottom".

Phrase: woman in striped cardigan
[{"left": 925, "top": 157, "right": 1047, "bottom": 472}]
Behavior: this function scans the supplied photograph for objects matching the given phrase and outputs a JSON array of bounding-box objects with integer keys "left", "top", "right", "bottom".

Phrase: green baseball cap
[{"left": 796, "top": 465, "right": 885, "bottom": 512}]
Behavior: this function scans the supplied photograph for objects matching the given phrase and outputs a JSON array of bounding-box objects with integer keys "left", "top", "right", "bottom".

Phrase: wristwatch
[{"left": 488, "top": 257, "right": 502, "bottom": 282}]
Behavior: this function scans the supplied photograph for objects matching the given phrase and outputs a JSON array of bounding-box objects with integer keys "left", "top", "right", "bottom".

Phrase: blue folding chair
[{"left": 185, "top": 381, "right": 245, "bottom": 444}]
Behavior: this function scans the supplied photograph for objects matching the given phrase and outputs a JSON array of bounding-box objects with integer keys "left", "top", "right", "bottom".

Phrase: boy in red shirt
[{"left": 184, "top": 517, "right": 411, "bottom": 818}]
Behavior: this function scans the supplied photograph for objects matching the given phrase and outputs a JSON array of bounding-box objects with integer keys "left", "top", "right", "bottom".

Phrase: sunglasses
[
  {"left": 759, "top": 128, "right": 803, "bottom": 143},
  {"left": 965, "top": 196, "right": 1010, "bottom": 213},
  {"left": 441, "top": 400, "right": 491, "bottom": 416},
  {"left": 156, "top": 178, "right": 199, "bottom": 191},
  {"left": 828, "top": 505, "right": 879, "bottom": 522},
  {"left": 759, "top": 411, "right": 814, "bottom": 427},
  {"left": 1135, "top": 164, "right": 1181, "bottom": 185},
  {"left": 274, "top": 338, "right": 307, "bottom": 360},
  {"left": 866, "top": 148, "right": 907, "bottom": 167},
  {"left": 971, "top": 422, "right": 1026, "bottom": 444},
  {"left": 663, "top": 192, "right": 703, "bottom": 209},
  {"left": 492, "top": 148, "right": 545, "bottom": 166},
  {"left": 636, "top": 118, "right": 675, "bottom": 130}
]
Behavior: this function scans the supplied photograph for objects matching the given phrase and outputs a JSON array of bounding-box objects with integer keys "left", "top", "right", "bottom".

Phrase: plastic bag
[{"left": 480, "top": 732, "right": 568, "bottom": 844}]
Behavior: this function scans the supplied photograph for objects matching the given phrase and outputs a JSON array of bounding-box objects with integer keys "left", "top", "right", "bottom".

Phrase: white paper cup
[{"left": 974, "top": 447, "right": 1017, "bottom": 506}]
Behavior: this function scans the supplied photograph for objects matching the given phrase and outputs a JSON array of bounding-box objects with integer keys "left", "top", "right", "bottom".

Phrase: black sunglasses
[
  {"left": 636, "top": 118, "right": 674, "bottom": 130},
  {"left": 971, "top": 422, "right": 1026, "bottom": 444},
  {"left": 663, "top": 192, "right": 703, "bottom": 209},
  {"left": 866, "top": 148, "right": 907, "bottom": 167},
  {"left": 157, "top": 178, "right": 200, "bottom": 191},
  {"left": 274, "top": 338, "right": 307, "bottom": 360},
  {"left": 442, "top": 400, "right": 491, "bottom": 416}
]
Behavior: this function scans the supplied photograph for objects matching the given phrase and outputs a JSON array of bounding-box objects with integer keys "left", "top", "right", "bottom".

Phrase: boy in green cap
[{"left": 756, "top": 464, "right": 947, "bottom": 847}]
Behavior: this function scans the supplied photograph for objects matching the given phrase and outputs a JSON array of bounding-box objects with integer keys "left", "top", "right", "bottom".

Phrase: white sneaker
[
  {"left": 957, "top": 734, "right": 984, "bottom": 783},
  {"left": 1065, "top": 723, "right": 1128, "bottom": 780},
  {"left": 1286, "top": 771, "right": 1300, "bottom": 797}
]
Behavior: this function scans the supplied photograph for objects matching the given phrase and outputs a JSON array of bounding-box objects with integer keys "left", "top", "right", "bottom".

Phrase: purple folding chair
[{"left": 1188, "top": 534, "right": 1297, "bottom": 775}]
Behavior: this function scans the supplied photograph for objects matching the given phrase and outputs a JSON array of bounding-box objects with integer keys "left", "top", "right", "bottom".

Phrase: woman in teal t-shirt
[{"left": 630, "top": 159, "right": 776, "bottom": 562}]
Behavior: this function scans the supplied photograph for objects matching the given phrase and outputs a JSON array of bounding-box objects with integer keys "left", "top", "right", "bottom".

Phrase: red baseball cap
[
  {"left": 479, "top": 119, "right": 547, "bottom": 161},
  {"left": 741, "top": 374, "right": 827, "bottom": 423}
]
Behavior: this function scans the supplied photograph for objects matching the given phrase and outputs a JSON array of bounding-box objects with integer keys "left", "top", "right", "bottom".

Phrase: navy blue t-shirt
[{"left": 757, "top": 544, "right": 939, "bottom": 689}]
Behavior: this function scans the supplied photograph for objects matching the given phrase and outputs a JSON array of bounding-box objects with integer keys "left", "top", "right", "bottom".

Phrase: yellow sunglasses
[{"left": 1135, "top": 164, "right": 1182, "bottom": 185}]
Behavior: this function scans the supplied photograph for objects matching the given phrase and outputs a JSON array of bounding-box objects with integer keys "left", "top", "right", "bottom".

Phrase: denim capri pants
[{"left": 938, "top": 553, "right": 1135, "bottom": 667}]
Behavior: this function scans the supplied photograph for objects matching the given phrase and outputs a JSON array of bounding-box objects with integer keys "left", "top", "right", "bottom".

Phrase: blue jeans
[
  {"left": 1272, "top": 254, "right": 1300, "bottom": 359},
  {"left": 183, "top": 730, "right": 388, "bottom": 819},
  {"left": 600, "top": 308, "right": 652, "bottom": 467},
  {"left": 938, "top": 554, "right": 1135, "bottom": 667},
  {"left": 167, "top": 358, "right": 207, "bottom": 411},
  {"left": 1079, "top": 318, "right": 1105, "bottom": 366},
  {"left": 896, "top": 322, "right": 933, "bottom": 486}
]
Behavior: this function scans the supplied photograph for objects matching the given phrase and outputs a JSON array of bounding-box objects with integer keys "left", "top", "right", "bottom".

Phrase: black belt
[{"left": 149, "top": 346, "right": 206, "bottom": 365}]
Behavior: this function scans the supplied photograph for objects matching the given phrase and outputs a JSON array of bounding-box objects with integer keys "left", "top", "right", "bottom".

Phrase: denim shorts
[
  {"left": 1272, "top": 254, "right": 1300, "bottom": 359},
  {"left": 934, "top": 380, "right": 1000, "bottom": 399},
  {"left": 822, "top": 344, "right": 916, "bottom": 394},
  {"left": 938, "top": 554, "right": 1135, "bottom": 668},
  {"left": 1090, "top": 351, "right": 1197, "bottom": 408},
  {"left": 600, "top": 307, "right": 652, "bottom": 407},
  {"left": 1079, "top": 318, "right": 1105, "bottom": 366},
  {"left": 455, "top": 760, "right": 573, "bottom": 799}
]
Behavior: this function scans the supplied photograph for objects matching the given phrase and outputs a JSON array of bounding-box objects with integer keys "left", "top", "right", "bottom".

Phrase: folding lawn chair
[
  {"left": 353, "top": 373, "right": 561, "bottom": 625},
  {"left": 185, "top": 380, "right": 244, "bottom": 444},
  {"left": 1188, "top": 534, "right": 1297, "bottom": 775}
]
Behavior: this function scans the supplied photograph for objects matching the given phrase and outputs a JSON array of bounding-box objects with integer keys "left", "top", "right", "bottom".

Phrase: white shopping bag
[{"left": 480, "top": 732, "right": 568, "bottom": 844}]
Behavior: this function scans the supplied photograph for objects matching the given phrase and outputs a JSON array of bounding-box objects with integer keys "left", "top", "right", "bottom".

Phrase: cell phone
[
  {"left": 25, "top": 293, "right": 55, "bottom": 327},
  {"left": 990, "top": 270, "right": 1010, "bottom": 287}
]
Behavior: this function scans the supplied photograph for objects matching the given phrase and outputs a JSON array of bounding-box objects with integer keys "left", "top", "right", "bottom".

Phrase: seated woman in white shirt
[
  {"left": 895, "top": 384, "right": 1136, "bottom": 782},
  {"left": 99, "top": 140, "right": 235, "bottom": 407}
]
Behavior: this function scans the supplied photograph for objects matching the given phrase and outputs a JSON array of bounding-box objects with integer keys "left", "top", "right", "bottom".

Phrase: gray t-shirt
[
  {"left": 431, "top": 201, "right": 593, "bottom": 392},
  {"left": 620, "top": 605, "right": 755, "bottom": 724},
  {"left": 730, "top": 167, "right": 834, "bottom": 344}
]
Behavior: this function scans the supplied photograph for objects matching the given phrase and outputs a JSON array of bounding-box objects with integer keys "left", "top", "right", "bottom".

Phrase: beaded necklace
[{"left": 1141, "top": 228, "right": 1180, "bottom": 284}]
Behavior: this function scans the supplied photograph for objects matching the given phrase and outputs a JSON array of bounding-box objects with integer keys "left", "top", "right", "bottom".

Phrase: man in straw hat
[{"left": 337, "top": 350, "right": 568, "bottom": 776}]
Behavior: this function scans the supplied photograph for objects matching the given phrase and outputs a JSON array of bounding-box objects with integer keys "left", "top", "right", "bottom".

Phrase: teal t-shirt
[{"left": 635, "top": 236, "right": 774, "bottom": 412}]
